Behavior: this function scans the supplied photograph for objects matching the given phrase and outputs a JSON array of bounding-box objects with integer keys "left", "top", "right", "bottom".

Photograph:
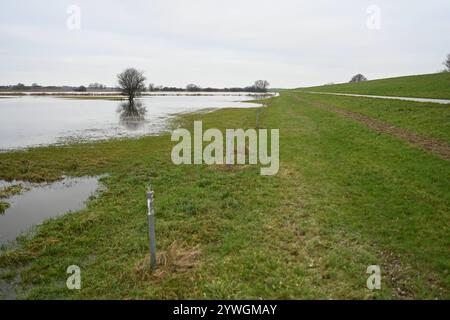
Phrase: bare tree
[
  {"left": 444, "top": 54, "right": 450, "bottom": 71},
  {"left": 117, "top": 68, "right": 146, "bottom": 104},
  {"left": 13, "top": 83, "right": 26, "bottom": 90},
  {"left": 349, "top": 74, "right": 368, "bottom": 83},
  {"left": 253, "top": 80, "right": 270, "bottom": 92},
  {"left": 74, "top": 85, "right": 87, "bottom": 92},
  {"left": 186, "top": 84, "right": 201, "bottom": 92}
]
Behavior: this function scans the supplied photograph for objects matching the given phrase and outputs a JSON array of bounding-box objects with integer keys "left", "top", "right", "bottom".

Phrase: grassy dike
[
  {"left": 300, "top": 72, "right": 450, "bottom": 100},
  {"left": 0, "top": 92, "right": 449, "bottom": 299}
]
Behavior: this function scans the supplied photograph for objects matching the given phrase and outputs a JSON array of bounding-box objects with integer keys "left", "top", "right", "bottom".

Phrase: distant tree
[
  {"left": 13, "top": 83, "right": 26, "bottom": 90},
  {"left": 148, "top": 83, "right": 155, "bottom": 91},
  {"left": 203, "top": 87, "right": 219, "bottom": 92},
  {"left": 349, "top": 74, "right": 368, "bottom": 83},
  {"left": 163, "top": 86, "right": 184, "bottom": 92},
  {"left": 186, "top": 84, "right": 201, "bottom": 92},
  {"left": 31, "top": 83, "right": 41, "bottom": 88},
  {"left": 74, "top": 85, "right": 87, "bottom": 92},
  {"left": 444, "top": 54, "right": 450, "bottom": 71},
  {"left": 117, "top": 68, "right": 146, "bottom": 104},
  {"left": 88, "top": 83, "right": 106, "bottom": 90},
  {"left": 253, "top": 80, "right": 270, "bottom": 92}
]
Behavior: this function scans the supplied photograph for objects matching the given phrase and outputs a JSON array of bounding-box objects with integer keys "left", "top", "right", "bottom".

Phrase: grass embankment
[
  {"left": 292, "top": 92, "right": 450, "bottom": 145},
  {"left": 300, "top": 72, "right": 450, "bottom": 99},
  {"left": 0, "top": 91, "right": 449, "bottom": 299}
]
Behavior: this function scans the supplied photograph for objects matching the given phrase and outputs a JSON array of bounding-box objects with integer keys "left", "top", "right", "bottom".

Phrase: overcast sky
[{"left": 1, "top": 0, "right": 449, "bottom": 88}]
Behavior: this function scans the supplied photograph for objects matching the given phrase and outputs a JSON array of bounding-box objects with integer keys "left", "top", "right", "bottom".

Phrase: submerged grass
[
  {"left": 0, "top": 202, "right": 9, "bottom": 214},
  {"left": 0, "top": 184, "right": 25, "bottom": 214},
  {"left": 0, "top": 90, "right": 448, "bottom": 299},
  {"left": 0, "top": 185, "right": 25, "bottom": 198}
]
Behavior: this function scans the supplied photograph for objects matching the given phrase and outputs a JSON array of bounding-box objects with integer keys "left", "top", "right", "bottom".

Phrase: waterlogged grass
[
  {"left": 0, "top": 202, "right": 9, "bottom": 214},
  {"left": 301, "top": 72, "right": 450, "bottom": 99},
  {"left": 0, "top": 184, "right": 24, "bottom": 214},
  {"left": 0, "top": 185, "right": 24, "bottom": 198},
  {"left": 0, "top": 92, "right": 449, "bottom": 299}
]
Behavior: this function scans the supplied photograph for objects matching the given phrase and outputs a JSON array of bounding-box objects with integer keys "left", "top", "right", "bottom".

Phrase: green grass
[
  {"left": 0, "top": 201, "right": 10, "bottom": 214},
  {"left": 0, "top": 185, "right": 24, "bottom": 198},
  {"left": 292, "top": 92, "right": 450, "bottom": 144},
  {"left": 0, "top": 91, "right": 449, "bottom": 299},
  {"left": 0, "top": 184, "right": 24, "bottom": 214},
  {"left": 300, "top": 72, "right": 450, "bottom": 99}
]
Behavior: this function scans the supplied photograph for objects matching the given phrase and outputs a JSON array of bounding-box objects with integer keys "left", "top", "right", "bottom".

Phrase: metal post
[{"left": 147, "top": 191, "right": 157, "bottom": 270}]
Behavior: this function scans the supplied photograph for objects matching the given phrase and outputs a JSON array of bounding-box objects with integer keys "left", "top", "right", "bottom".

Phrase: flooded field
[{"left": 0, "top": 94, "right": 267, "bottom": 151}]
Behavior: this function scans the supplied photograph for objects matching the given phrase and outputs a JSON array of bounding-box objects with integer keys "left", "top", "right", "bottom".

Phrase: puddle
[
  {"left": 0, "top": 176, "right": 102, "bottom": 246},
  {"left": 0, "top": 268, "right": 21, "bottom": 300}
]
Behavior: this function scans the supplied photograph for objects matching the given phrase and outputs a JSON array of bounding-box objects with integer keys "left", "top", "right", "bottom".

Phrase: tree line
[
  {"left": 0, "top": 83, "right": 114, "bottom": 92},
  {"left": 116, "top": 68, "right": 270, "bottom": 105},
  {"left": 149, "top": 80, "right": 269, "bottom": 93},
  {"left": 1, "top": 78, "right": 270, "bottom": 93}
]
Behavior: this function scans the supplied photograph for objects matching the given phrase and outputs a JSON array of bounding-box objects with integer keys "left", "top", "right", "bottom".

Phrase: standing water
[
  {"left": 0, "top": 176, "right": 102, "bottom": 246},
  {"left": 0, "top": 94, "right": 266, "bottom": 151}
]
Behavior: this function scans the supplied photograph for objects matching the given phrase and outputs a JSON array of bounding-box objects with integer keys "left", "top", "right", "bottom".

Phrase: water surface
[
  {"left": 0, "top": 176, "right": 101, "bottom": 245},
  {"left": 0, "top": 94, "right": 264, "bottom": 150}
]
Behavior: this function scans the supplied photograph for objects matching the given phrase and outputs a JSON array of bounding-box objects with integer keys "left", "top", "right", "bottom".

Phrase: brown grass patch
[{"left": 134, "top": 241, "right": 201, "bottom": 281}]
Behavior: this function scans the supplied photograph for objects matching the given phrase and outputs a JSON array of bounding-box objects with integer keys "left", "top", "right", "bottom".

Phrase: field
[
  {"left": 300, "top": 72, "right": 450, "bottom": 99},
  {"left": 0, "top": 80, "right": 449, "bottom": 299}
]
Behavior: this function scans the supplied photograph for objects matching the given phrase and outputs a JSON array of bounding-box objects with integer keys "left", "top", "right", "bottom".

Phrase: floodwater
[
  {"left": 305, "top": 91, "right": 450, "bottom": 104},
  {"left": 0, "top": 94, "right": 268, "bottom": 151},
  {"left": 0, "top": 176, "right": 101, "bottom": 246}
]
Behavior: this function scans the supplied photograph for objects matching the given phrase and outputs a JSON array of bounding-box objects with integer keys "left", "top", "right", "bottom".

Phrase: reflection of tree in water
[
  {"left": 252, "top": 93, "right": 272, "bottom": 100},
  {"left": 117, "top": 101, "right": 147, "bottom": 130}
]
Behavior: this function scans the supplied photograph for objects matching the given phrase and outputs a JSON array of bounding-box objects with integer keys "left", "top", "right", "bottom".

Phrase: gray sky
[{"left": 1, "top": 0, "right": 449, "bottom": 88}]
